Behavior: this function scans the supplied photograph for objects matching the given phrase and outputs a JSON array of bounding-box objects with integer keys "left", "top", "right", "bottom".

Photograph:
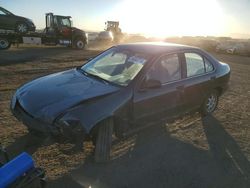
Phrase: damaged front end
[
  {"left": 11, "top": 97, "right": 60, "bottom": 136},
  {"left": 11, "top": 96, "right": 87, "bottom": 151}
]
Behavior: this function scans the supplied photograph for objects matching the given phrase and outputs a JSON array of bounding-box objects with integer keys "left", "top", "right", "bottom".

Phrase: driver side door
[{"left": 133, "top": 53, "right": 185, "bottom": 123}]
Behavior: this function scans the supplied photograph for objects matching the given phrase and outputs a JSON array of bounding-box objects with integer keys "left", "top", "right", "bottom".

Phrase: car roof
[{"left": 116, "top": 42, "right": 199, "bottom": 55}]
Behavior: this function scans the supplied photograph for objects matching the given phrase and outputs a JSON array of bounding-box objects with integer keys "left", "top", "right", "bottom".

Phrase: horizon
[{"left": 1, "top": 0, "right": 250, "bottom": 39}]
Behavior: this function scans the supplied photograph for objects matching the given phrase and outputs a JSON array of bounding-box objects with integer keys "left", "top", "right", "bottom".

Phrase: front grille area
[{"left": 13, "top": 100, "right": 52, "bottom": 134}]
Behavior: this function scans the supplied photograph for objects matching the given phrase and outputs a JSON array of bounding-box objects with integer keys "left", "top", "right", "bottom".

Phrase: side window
[
  {"left": 147, "top": 53, "right": 181, "bottom": 84},
  {"left": 204, "top": 58, "right": 214, "bottom": 72},
  {"left": 185, "top": 53, "right": 205, "bottom": 77}
]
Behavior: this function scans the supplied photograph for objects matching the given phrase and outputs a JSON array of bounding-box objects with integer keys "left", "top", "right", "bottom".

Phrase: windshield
[
  {"left": 81, "top": 47, "right": 149, "bottom": 86},
  {"left": 0, "top": 8, "right": 13, "bottom": 15}
]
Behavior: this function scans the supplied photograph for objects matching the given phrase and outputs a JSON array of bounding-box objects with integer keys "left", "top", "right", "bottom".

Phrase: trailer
[{"left": 0, "top": 13, "right": 88, "bottom": 50}]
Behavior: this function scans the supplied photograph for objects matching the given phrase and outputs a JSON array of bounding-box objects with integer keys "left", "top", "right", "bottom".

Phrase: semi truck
[{"left": 0, "top": 13, "right": 88, "bottom": 50}]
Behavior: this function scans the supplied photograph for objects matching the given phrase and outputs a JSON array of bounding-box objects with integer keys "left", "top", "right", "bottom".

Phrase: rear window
[
  {"left": 204, "top": 58, "right": 214, "bottom": 72},
  {"left": 185, "top": 53, "right": 205, "bottom": 77}
]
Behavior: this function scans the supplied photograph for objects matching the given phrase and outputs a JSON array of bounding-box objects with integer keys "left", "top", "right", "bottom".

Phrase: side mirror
[{"left": 141, "top": 79, "right": 161, "bottom": 89}]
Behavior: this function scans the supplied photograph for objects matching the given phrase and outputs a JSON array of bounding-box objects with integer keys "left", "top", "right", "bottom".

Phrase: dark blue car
[{"left": 11, "top": 42, "right": 230, "bottom": 162}]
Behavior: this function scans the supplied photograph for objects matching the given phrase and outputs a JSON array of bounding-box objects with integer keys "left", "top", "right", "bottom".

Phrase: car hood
[
  {"left": 15, "top": 69, "right": 120, "bottom": 123},
  {"left": 14, "top": 15, "right": 31, "bottom": 22}
]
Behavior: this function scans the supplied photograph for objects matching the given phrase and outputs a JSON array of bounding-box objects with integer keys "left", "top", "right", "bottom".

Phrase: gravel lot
[{"left": 0, "top": 45, "right": 249, "bottom": 188}]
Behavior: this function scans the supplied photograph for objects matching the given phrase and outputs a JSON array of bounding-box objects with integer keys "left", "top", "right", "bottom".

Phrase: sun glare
[{"left": 111, "top": 0, "right": 226, "bottom": 38}]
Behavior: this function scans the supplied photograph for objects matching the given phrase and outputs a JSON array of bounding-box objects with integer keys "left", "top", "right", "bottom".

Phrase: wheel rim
[
  {"left": 206, "top": 93, "right": 217, "bottom": 113},
  {"left": 17, "top": 23, "right": 28, "bottom": 33},
  {"left": 76, "top": 40, "right": 84, "bottom": 49},
  {"left": 0, "top": 39, "right": 9, "bottom": 49}
]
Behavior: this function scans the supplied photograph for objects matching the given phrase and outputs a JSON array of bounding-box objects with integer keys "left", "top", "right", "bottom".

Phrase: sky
[{"left": 1, "top": 0, "right": 250, "bottom": 38}]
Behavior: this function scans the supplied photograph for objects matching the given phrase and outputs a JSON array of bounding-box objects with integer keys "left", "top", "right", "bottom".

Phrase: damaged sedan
[{"left": 11, "top": 42, "right": 230, "bottom": 162}]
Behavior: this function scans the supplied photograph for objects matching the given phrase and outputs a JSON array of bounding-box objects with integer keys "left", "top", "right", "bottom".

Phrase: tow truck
[{"left": 0, "top": 13, "right": 88, "bottom": 50}]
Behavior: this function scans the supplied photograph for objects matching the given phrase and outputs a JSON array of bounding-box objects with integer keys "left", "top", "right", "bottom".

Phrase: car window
[
  {"left": 147, "top": 53, "right": 181, "bottom": 84},
  {"left": 204, "top": 58, "right": 214, "bottom": 72},
  {"left": 82, "top": 47, "right": 149, "bottom": 86},
  {"left": 185, "top": 53, "right": 205, "bottom": 77},
  {"left": 94, "top": 52, "right": 127, "bottom": 67},
  {"left": 0, "top": 10, "right": 6, "bottom": 15}
]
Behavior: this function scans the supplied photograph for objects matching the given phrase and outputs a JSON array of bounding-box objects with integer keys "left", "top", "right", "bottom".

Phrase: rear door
[
  {"left": 180, "top": 51, "right": 215, "bottom": 111},
  {"left": 133, "top": 53, "right": 185, "bottom": 123}
]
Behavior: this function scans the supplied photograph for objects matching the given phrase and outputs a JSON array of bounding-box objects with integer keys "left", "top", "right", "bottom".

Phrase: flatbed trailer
[{"left": 0, "top": 13, "right": 88, "bottom": 50}]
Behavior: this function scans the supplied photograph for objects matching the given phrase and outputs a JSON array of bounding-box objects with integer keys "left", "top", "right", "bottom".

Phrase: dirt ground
[{"left": 0, "top": 44, "right": 250, "bottom": 188}]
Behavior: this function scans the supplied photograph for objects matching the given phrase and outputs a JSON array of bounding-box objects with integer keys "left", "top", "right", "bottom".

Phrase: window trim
[
  {"left": 183, "top": 51, "right": 216, "bottom": 79},
  {"left": 135, "top": 49, "right": 217, "bottom": 92},
  {"left": 144, "top": 52, "right": 184, "bottom": 85},
  {"left": 203, "top": 56, "right": 214, "bottom": 73}
]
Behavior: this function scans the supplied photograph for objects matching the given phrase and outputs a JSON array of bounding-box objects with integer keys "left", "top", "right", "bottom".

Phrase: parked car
[
  {"left": 87, "top": 32, "right": 98, "bottom": 42},
  {"left": 10, "top": 42, "right": 230, "bottom": 162},
  {"left": 97, "top": 31, "right": 113, "bottom": 42},
  {"left": 0, "top": 7, "right": 35, "bottom": 33}
]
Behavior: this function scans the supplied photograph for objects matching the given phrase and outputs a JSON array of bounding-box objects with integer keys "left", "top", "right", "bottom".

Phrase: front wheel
[
  {"left": 94, "top": 118, "right": 113, "bottom": 163},
  {"left": 73, "top": 38, "right": 86, "bottom": 50},
  {"left": 0, "top": 38, "right": 11, "bottom": 50},
  {"left": 201, "top": 90, "right": 219, "bottom": 116}
]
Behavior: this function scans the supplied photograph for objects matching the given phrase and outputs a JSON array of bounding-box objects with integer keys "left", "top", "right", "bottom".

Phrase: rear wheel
[
  {"left": 0, "top": 38, "right": 11, "bottom": 50},
  {"left": 94, "top": 118, "right": 113, "bottom": 163},
  {"left": 16, "top": 22, "right": 28, "bottom": 34},
  {"left": 201, "top": 90, "right": 219, "bottom": 116}
]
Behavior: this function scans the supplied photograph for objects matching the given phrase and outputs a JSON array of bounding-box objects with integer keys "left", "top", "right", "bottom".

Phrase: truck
[
  {"left": 104, "top": 21, "right": 123, "bottom": 43},
  {"left": 0, "top": 13, "right": 88, "bottom": 50}
]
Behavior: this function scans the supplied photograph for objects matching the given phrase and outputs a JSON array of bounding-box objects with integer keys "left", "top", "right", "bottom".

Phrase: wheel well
[
  {"left": 89, "top": 117, "right": 114, "bottom": 136},
  {"left": 73, "top": 35, "right": 85, "bottom": 42},
  {"left": 15, "top": 21, "right": 27, "bottom": 26},
  {"left": 214, "top": 87, "right": 223, "bottom": 96}
]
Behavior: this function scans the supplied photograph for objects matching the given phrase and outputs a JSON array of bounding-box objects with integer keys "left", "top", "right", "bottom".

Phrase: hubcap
[
  {"left": 0, "top": 39, "right": 9, "bottom": 49},
  {"left": 76, "top": 40, "right": 84, "bottom": 49},
  {"left": 206, "top": 94, "right": 217, "bottom": 113},
  {"left": 17, "top": 24, "right": 28, "bottom": 33}
]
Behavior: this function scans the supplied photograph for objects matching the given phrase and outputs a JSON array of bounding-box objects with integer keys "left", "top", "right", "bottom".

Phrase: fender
[{"left": 59, "top": 88, "right": 133, "bottom": 134}]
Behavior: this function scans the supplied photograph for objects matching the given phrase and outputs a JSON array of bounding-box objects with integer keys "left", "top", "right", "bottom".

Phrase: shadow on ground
[
  {"left": 4, "top": 115, "right": 250, "bottom": 188},
  {"left": 0, "top": 46, "right": 101, "bottom": 65},
  {"left": 0, "top": 47, "right": 71, "bottom": 65},
  {"left": 47, "top": 115, "right": 250, "bottom": 188},
  {"left": 5, "top": 133, "right": 53, "bottom": 159}
]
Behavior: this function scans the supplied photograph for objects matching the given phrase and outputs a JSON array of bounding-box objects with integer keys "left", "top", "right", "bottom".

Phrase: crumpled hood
[{"left": 16, "top": 69, "right": 119, "bottom": 123}]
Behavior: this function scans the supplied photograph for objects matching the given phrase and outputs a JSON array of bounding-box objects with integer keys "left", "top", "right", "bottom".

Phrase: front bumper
[
  {"left": 11, "top": 99, "right": 86, "bottom": 141},
  {"left": 28, "top": 25, "right": 36, "bottom": 32},
  {"left": 11, "top": 100, "right": 59, "bottom": 136}
]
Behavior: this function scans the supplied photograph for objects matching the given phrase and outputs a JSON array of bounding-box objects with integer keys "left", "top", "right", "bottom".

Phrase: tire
[
  {"left": 0, "top": 38, "right": 11, "bottom": 50},
  {"left": 16, "top": 22, "right": 28, "bottom": 34},
  {"left": 201, "top": 90, "right": 219, "bottom": 116},
  {"left": 94, "top": 118, "right": 113, "bottom": 163},
  {"left": 73, "top": 37, "right": 86, "bottom": 50}
]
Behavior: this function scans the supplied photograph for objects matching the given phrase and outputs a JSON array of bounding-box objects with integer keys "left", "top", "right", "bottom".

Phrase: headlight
[
  {"left": 27, "top": 18, "right": 33, "bottom": 23},
  {"left": 27, "top": 19, "right": 35, "bottom": 26},
  {"left": 54, "top": 117, "right": 84, "bottom": 138},
  {"left": 55, "top": 118, "right": 70, "bottom": 128}
]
